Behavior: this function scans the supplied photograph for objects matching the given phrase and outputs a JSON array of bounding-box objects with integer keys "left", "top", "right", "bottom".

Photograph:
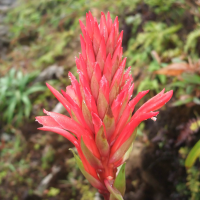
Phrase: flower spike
[{"left": 36, "top": 12, "right": 173, "bottom": 200}]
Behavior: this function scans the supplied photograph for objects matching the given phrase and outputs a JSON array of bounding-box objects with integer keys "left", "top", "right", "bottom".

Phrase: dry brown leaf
[
  {"left": 155, "top": 58, "right": 200, "bottom": 76},
  {"left": 155, "top": 63, "right": 190, "bottom": 76}
]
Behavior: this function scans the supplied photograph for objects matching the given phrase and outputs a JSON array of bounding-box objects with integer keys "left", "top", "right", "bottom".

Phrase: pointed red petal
[
  {"left": 103, "top": 106, "right": 115, "bottom": 142},
  {"left": 76, "top": 55, "right": 89, "bottom": 83},
  {"left": 111, "top": 111, "right": 159, "bottom": 154},
  {"left": 43, "top": 109, "right": 91, "bottom": 138},
  {"left": 82, "top": 134, "right": 101, "bottom": 159},
  {"left": 113, "top": 16, "right": 119, "bottom": 47},
  {"left": 82, "top": 100, "right": 94, "bottom": 132},
  {"left": 100, "top": 12, "right": 108, "bottom": 43},
  {"left": 80, "top": 35, "right": 87, "bottom": 62},
  {"left": 129, "top": 90, "right": 149, "bottom": 111},
  {"left": 128, "top": 83, "right": 134, "bottom": 100},
  {"left": 111, "top": 89, "right": 127, "bottom": 122},
  {"left": 79, "top": 70, "right": 91, "bottom": 93},
  {"left": 81, "top": 137, "right": 103, "bottom": 169},
  {"left": 68, "top": 72, "right": 82, "bottom": 107},
  {"left": 95, "top": 125, "right": 110, "bottom": 157},
  {"left": 96, "top": 37, "right": 106, "bottom": 72},
  {"left": 85, "top": 31, "right": 95, "bottom": 80},
  {"left": 38, "top": 126, "right": 78, "bottom": 147},
  {"left": 107, "top": 11, "right": 113, "bottom": 35},
  {"left": 79, "top": 19, "right": 86, "bottom": 39},
  {"left": 36, "top": 116, "right": 62, "bottom": 128},
  {"left": 109, "top": 129, "right": 137, "bottom": 165},
  {"left": 110, "top": 104, "right": 131, "bottom": 143},
  {"left": 86, "top": 13, "right": 93, "bottom": 40},
  {"left": 97, "top": 76, "right": 110, "bottom": 119},
  {"left": 88, "top": 11, "right": 94, "bottom": 30},
  {"left": 83, "top": 87, "right": 98, "bottom": 114},
  {"left": 66, "top": 85, "right": 80, "bottom": 107},
  {"left": 99, "top": 75, "right": 109, "bottom": 103},
  {"left": 91, "top": 63, "right": 102, "bottom": 101},
  {"left": 75, "top": 148, "right": 100, "bottom": 181},
  {"left": 93, "top": 20, "right": 101, "bottom": 55},
  {"left": 135, "top": 90, "right": 173, "bottom": 114},
  {"left": 111, "top": 43, "right": 121, "bottom": 78},
  {"left": 103, "top": 53, "right": 112, "bottom": 85},
  {"left": 61, "top": 90, "right": 91, "bottom": 131},
  {"left": 121, "top": 66, "right": 131, "bottom": 88},
  {"left": 116, "top": 31, "right": 123, "bottom": 47},
  {"left": 106, "top": 25, "right": 115, "bottom": 56},
  {"left": 46, "top": 83, "right": 71, "bottom": 113},
  {"left": 109, "top": 66, "right": 124, "bottom": 104},
  {"left": 92, "top": 112, "right": 103, "bottom": 134}
]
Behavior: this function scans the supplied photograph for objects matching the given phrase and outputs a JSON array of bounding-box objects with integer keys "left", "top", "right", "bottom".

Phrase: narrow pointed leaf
[
  {"left": 113, "top": 163, "right": 126, "bottom": 196},
  {"left": 185, "top": 140, "right": 200, "bottom": 168},
  {"left": 104, "top": 179, "right": 123, "bottom": 200}
]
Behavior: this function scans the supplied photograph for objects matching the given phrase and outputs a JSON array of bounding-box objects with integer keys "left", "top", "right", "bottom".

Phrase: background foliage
[{"left": 0, "top": 0, "right": 200, "bottom": 200}]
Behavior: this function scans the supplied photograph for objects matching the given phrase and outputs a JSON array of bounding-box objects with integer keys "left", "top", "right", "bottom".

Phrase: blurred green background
[{"left": 0, "top": 0, "right": 200, "bottom": 200}]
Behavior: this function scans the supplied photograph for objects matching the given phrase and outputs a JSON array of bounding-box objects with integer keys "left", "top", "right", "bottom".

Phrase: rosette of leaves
[{"left": 0, "top": 69, "right": 45, "bottom": 125}]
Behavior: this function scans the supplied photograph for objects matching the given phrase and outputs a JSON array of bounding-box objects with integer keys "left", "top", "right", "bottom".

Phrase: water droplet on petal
[{"left": 151, "top": 117, "right": 157, "bottom": 122}]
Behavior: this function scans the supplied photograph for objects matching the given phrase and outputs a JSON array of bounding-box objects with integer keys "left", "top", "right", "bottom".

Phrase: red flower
[{"left": 36, "top": 12, "right": 173, "bottom": 200}]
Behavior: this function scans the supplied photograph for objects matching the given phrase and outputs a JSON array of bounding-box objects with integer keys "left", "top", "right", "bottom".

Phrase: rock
[
  {"left": 1, "top": 132, "right": 13, "bottom": 141},
  {"left": 0, "top": 5, "right": 10, "bottom": 12},
  {"left": 52, "top": 102, "right": 65, "bottom": 113},
  {"left": 94, "top": 192, "right": 102, "bottom": 200},
  {"left": 35, "top": 165, "right": 61, "bottom": 196},
  {"left": 34, "top": 65, "right": 64, "bottom": 82},
  {"left": 0, "top": 0, "right": 16, "bottom": 6}
]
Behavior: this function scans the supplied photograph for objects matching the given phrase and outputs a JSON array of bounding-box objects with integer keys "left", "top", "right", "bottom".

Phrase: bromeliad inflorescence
[{"left": 36, "top": 12, "right": 173, "bottom": 200}]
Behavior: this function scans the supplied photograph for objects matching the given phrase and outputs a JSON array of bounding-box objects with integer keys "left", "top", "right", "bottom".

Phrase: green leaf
[
  {"left": 185, "top": 140, "right": 200, "bottom": 168},
  {"left": 47, "top": 187, "right": 60, "bottom": 197},
  {"left": 80, "top": 137, "right": 103, "bottom": 169},
  {"left": 182, "top": 73, "right": 200, "bottom": 85},
  {"left": 4, "top": 98, "right": 17, "bottom": 123},
  {"left": 113, "top": 163, "right": 126, "bottom": 196},
  {"left": 69, "top": 148, "right": 105, "bottom": 190},
  {"left": 184, "top": 29, "right": 200, "bottom": 53},
  {"left": 170, "top": 81, "right": 186, "bottom": 88},
  {"left": 21, "top": 95, "right": 31, "bottom": 117},
  {"left": 104, "top": 179, "right": 123, "bottom": 200},
  {"left": 157, "top": 74, "right": 166, "bottom": 84},
  {"left": 25, "top": 85, "right": 46, "bottom": 95},
  {"left": 137, "top": 78, "right": 159, "bottom": 93},
  {"left": 15, "top": 90, "right": 21, "bottom": 103},
  {"left": 171, "top": 97, "right": 193, "bottom": 106}
]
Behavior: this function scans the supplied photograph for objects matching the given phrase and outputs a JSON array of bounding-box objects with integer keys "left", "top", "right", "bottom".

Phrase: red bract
[{"left": 36, "top": 11, "right": 173, "bottom": 200}]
